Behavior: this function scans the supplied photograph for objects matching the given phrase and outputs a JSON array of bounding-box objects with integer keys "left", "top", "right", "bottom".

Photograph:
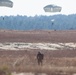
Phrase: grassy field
[
  {"left": 0, "top": 30, "right": 76, "bottom": 75},
  {"left": 0, "top": 50, "right": 76, "bottom": 75}
]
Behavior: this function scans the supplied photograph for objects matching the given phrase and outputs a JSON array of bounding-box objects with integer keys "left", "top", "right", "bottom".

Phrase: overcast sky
[{"left": 0, "top": 0, "right": 76, "bottom": 16}]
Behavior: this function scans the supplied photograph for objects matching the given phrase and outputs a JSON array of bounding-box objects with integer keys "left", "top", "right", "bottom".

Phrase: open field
[
  {"left": 0, "top": 30, "right": 76, "bottom": 43},
  {"left": 0, "top": 30, "right": 76, "bottom": 75},
  {"left": 1, "top": 50, "right": 76, "bottom": 75}
]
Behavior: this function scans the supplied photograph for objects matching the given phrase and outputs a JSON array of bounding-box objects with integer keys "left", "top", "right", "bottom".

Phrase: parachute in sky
[
  {"left": 43, "top": 4, "right": 62, "bottom": 13},
  {"left": 51, "top": 19, "right": 55, "bottom": 25},
  {"left": 0, "top": 0, "right": 13, "bottom": 8}
]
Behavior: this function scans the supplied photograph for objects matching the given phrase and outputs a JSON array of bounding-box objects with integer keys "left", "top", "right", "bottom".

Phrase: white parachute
[
  {"left": 43, "top": 4, "right": 62, "bottom": 13},
  {"left": 0, "top": 0, "right": 13, "bottom": 8}
]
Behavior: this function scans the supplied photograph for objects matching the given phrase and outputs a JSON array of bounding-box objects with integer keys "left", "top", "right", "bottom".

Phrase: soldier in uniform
[{"left": 37, "top": 52, "right": 44, "bottom": 66}]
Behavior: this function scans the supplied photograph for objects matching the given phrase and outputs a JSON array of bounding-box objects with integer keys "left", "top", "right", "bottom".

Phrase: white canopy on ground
[{"left": 0, "top": 42, "right": 75, "bottom": 50}]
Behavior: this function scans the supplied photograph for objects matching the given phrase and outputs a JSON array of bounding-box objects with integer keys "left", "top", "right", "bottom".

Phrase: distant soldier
[{"left": 37, "top": 52, "right": 44, "bottom": 66}]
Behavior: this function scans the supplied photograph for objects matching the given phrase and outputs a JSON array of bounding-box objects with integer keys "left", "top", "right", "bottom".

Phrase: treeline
[{"left": 0, "top": 14, "right": 76, "bottom": 30}]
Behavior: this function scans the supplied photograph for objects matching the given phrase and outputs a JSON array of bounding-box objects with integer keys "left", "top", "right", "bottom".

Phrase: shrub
[{"left": 0, "top": 65, "right": 11, "bottom": 75}]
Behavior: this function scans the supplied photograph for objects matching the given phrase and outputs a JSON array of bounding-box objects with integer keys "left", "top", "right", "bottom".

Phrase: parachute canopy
[
  {"left": 0, "top": 0, "right": 13, "bottom": 8},
  {"left": 43, "top": 4, "right": 62, "bottom": 13},
  {"left": 51, "top": 19, "right": 55, "bottom": 22}
]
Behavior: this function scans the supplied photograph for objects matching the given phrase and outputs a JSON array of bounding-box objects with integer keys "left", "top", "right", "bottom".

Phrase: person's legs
[
  {"left": 38, "top": 60, "right": 40, "bottom": 65},
  {"left": 40, "top": 60, "right": 43, "bottom": 66},
  {"left": 38, "top": 60, "right": 43, "bottom": 66}
]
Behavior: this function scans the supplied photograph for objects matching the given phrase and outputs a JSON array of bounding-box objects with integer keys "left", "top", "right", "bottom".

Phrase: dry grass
[
  {"left": 0, "top": 30, "right": 76, "bottom": 43},
  {"left": 0, "top": 65, "right": 11, "bottom": 75},
  {"left": 0, "top": 30, "right": 76, "bottom": 75},
  {"left": 1, "top": 65, "right": 76, "bottom": 75},
  {"left": 0, "top": 50, "right": 76, "bottom": 75}
]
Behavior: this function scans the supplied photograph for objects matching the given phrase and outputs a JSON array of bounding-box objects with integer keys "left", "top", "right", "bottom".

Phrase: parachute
[
  {"left": 0, "top": 0, "right": 13, "bottom": 8},
  {"left": 51, "top": 19, "right": 55, "bottom": 22},
  {"left": 43, "top": 4, "right": 62, "bottom": 13},
  {"left": 51, "top": 19, "right": 55, "bottom": 25}
]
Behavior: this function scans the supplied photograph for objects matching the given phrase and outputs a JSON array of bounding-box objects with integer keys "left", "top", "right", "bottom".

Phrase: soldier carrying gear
[{"left": 37, "top": 52, "right": 44, "bottom": 66}]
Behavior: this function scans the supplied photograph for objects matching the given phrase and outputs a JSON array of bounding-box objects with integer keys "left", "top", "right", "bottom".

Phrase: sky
[{"left": 0, "top": 0, "right": 76, "bottom": 16}]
